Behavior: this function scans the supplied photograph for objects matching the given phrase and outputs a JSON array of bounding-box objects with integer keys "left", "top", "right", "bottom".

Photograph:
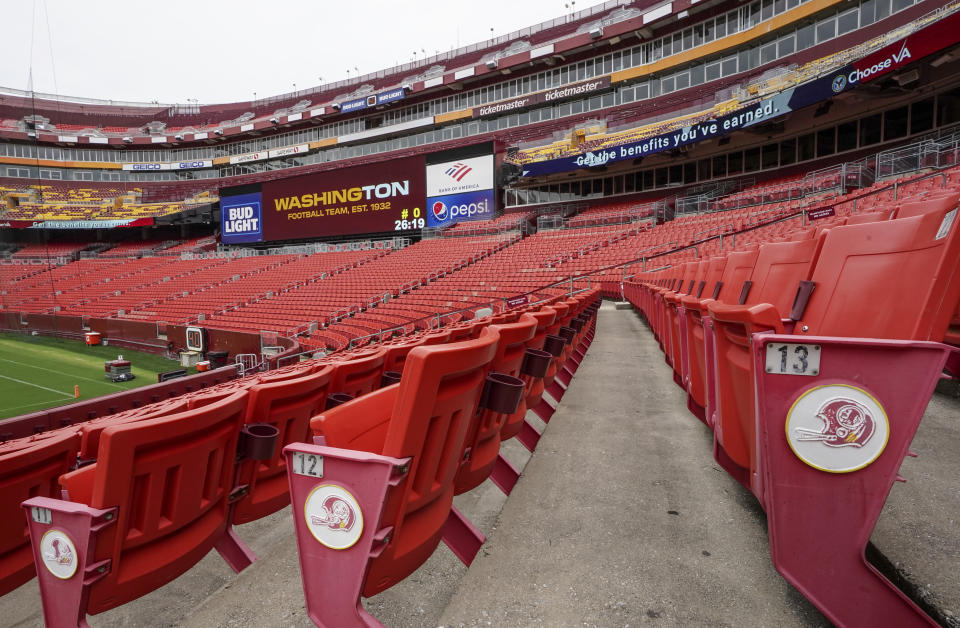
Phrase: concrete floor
[{"left": 4, "top": 302, "right": 957, "bottom": 627}]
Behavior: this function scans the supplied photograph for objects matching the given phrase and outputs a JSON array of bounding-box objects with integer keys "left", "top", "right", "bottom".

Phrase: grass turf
[{"left": 0, "top": 332, "right": 188, "bottom": 420}]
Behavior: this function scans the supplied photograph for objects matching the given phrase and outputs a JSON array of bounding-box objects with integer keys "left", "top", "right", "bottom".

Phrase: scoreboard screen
[{"left": 220, "top": 156, "right": 426, "bottom": 244}]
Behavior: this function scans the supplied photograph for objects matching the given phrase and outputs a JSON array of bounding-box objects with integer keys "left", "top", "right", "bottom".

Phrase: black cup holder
[
  {"left": 558, "top": 326, "right": 576, "bottom": 344},
  {"left": 239, "top": 423, "right": 279, "bottom": 461},
  {"left": 521, "top": 348, "right": 552, "bottom": 378},
  {"left": 381, "top": 371, "right": 402, "bottom": 387},
  {"left": 326, "top": 392, "right": 355, "bottom": 409},
  {"left": 543, "top": 335, "right": 565, "bottom": 357},
  {"left": 570, "top": 317, "right": 585, "bottom": 332},
  {"left": 480, "top": 372, "right": 526, "bottom": 415}
]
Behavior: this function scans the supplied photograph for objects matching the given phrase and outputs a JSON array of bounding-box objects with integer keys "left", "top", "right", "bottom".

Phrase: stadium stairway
[{"left": 4, "top": 302, "right": 956, "bottom": 627}]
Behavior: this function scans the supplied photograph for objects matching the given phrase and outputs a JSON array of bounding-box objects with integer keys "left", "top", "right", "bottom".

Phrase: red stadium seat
[
  {"left": 232, "top": 366, "right": 335, "bottom": 525},
  {"left": 323, "top": 347, "right": 387, "bottom": 398},
  {"left": 707, "top": 236, "right": 825, "bottom": 486},
  {"left": 453, "top": 315, "right": 535, "bottom": 495},
  {"left": 745, "top": 202, "right": 960, "bottom": 626},
  {"left": 0, "top": 431, "right": 80, "bottom": 596},
  {"left": 285, "top": 328, "right": 501, "bottom": 626},
  {"left": 23, "top": 392, "right": 251, "bottom": 626},
  {"left": 679, "top": 248, "right": 760, "bottom": 424}
]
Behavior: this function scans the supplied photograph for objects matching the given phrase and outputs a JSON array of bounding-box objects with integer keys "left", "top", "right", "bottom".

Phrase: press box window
[
  {"left": 728, "top": 151, "right": 744, "bottom": 175},
  {"left": 837, "top": 121, "right": 858, "bottom": 153},
  {"left": 910, "top": 98, "right": 935, "bottom": 134},
  {"left": 884, "top": 106, "right": 909, "bottom": 140},
  {"left": 780, "top": 138, "right": 797, "bottom": 166},
  {"left": 798, "top": 133, "right": 816, "bottom": 161},
  {"left": 816, "top": 128, "right": 836, "bottom": 157}
]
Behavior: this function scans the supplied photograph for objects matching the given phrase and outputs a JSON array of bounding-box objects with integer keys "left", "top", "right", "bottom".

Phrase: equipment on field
[{"left": 104, "top": 355, "right": 135, "bottom": 382}]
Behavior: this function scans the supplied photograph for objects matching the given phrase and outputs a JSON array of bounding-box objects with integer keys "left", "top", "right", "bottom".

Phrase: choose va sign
[{"left": 221, "top": 192, "right": 264, "bottom": 244}]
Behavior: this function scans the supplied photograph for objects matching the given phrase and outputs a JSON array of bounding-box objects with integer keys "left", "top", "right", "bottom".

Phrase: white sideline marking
[
  {"left": 0, "top": 374, "right": 73, "bottom": 398},
  {"left": 2, "top": 398, "right": 75, "bottom": 413},
  {"left": 0, "top": 357, "right": 126, "bottom": 389}
]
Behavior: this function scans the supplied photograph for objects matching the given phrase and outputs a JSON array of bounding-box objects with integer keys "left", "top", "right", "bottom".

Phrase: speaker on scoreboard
[{"left": 499, "top": 162, "right": 523, "bottom": 187}]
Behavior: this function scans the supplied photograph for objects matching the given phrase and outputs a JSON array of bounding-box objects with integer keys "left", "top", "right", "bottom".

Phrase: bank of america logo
[{"left": 444, "top": 162, "right": 473, "bottom": 181}]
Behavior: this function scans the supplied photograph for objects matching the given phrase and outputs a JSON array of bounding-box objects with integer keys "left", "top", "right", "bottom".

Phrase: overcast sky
[{"left": 0, "top": 0, "right": 602, "bottom": 105}]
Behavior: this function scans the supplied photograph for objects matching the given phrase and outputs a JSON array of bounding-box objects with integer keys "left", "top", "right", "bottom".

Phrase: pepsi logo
[{"left": 433, "top": 201, "right": 448, "bottom": 221}]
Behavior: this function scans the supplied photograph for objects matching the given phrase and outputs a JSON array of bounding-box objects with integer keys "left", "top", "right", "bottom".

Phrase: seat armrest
[
  {"left": 707, "top": 302, "right": 786, "bottom": 334},
  {"left": 680, "top": 295, "right": 714, "bottom": 315}
]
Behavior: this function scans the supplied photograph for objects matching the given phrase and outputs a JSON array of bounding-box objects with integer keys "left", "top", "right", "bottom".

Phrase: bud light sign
[
  {"left": 221, "top": 192, "right": 264, "bottom": 244},
  {"left": 426, "top": 189, "right": 495, "bottom": 228}
]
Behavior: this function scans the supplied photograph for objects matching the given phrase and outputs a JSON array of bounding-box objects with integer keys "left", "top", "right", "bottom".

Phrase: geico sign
[{"left": 132, "top": 163, "right": 164, "bottom": 170}]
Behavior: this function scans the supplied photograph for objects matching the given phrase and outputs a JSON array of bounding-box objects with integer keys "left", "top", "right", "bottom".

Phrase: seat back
[
  {"left": 70, "top": 392, "right": 249, "bottom": 614},
  {"left": 363, "top": 327, "right": 500, "bottom": 596},
  {"left": 688, "top": 260, "right": 710, "bottom": 297},
  {"left": 845, "top": 211, "right": 891, "bottom": 225},
  {"left": 675, "top": 261, "right": 699, "bottom": 295},
  {"left": 745, "top": 236, "right": 824, "bottom": 314},
  {"left": 715, "top": 248, "right": 760, "bottom": 304},
  {"left": 328, "top": 347, "right": 387, "bottom": 397},
  {"left": 0, "top": 431, "right": 79, "bottom": 596},
  {"left": 382, "top": 337, "right": 428, "bottom": 373},
  {"left": 701, "top": 256, "right": 728, "bottom": 300},
  {"left": 797, "top": 203, "right": 960, "bottom": 341},
  {"left": 233, "top": 366, "right": 335, "bottom": 524},
  {"left": 420, "top": 329, "right": 453, "bottom": 345},
  {"left": 79, "top": 399, "right": 191, "bottom": 458},
  {"left": 527, "top": 306, "right": 557, "bottom": 351},
  {"left": 895, "top": 192, "right": 958, "bottom": 219}
]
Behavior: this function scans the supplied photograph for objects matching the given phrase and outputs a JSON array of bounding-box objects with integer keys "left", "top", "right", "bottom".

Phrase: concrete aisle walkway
[{"left": 438, "top": 302, "right": 830, "bottom": 627}]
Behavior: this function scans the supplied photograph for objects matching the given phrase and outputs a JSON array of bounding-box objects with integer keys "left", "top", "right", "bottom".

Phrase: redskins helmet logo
[
  {"left": 39, "top": 530, "right": 78, "bottom": 579},
  {"left": 303, "top": 484, "right": 364, "bottom": 550},
  {"left": 794, "top": 398, "right": 875, "bottom": 448},
  {"left": 309, "top": 495, "right": 357, "bottom": 532},
  {"left": 785, "top": 385, "right": 890, "bottom": 474}
]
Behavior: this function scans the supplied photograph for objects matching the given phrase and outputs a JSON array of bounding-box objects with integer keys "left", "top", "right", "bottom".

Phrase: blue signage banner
[
  {"left": 221, "top": 192, "right": 264, "bottom": 244},
  {"left": 340, "top": 98, "right": 368, "bottom": 113},
  {"left": 519, "top": 85, "right": 820, "bottom": 178},
  {"left": 377, "top": 88, "right": 405, "bottom": 105},
  {"left": 426, "top": 189, "right": 495, "bottom": 228}
]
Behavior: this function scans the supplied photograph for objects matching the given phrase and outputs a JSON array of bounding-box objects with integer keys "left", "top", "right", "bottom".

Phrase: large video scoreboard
[{"left": 220, "top": 155, "right": 427, "bottom": 244}]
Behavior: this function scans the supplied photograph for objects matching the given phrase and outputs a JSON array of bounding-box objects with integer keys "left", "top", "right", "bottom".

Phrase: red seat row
[
  {"left": 1, "top": 289, "right": 600, "bottom": 627},
  {"left": 623, "top": 192, "right": 960, "bottom": 627},
  {"left": 285, "top": 290, "right": 600, "bottom": 627}
]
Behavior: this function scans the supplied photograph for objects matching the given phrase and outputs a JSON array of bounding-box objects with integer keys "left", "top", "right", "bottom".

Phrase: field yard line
[
  {"left": 2, "top": 398, "right": 73, "bottom": 413},
  {"left": 0, "top": 374, "right": 73, "bottom": 398},
  {"left": 0, "top": 357, "right": 126, "bottom": 389}
]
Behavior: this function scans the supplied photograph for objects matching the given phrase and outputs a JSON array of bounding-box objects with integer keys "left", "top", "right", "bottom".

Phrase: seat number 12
[{"left": 292, "top": 451, "right": 324, "bottom": 478}]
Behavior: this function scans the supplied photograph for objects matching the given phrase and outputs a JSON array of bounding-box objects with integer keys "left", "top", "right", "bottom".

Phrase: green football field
[{"left": 0, "top": 332, "right": 188, "bottom": 420}]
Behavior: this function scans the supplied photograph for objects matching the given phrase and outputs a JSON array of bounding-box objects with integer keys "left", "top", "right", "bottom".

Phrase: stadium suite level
[{"left": 0, "top": 0, "right": 938, "bottom": 186}]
